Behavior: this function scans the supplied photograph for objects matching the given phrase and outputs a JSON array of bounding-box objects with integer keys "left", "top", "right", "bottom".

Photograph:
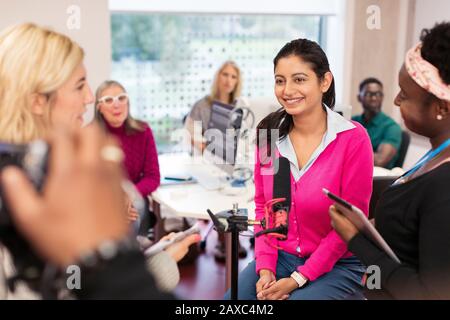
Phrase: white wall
[
  {"left": 0, "top": 0, "right": 111, "bottom": 123},
  {"left": 332, "top": 0, "right": 353, "bottom": 111},
  {"left": 414, "top": 0, "right": 450, "bottom": 42}
]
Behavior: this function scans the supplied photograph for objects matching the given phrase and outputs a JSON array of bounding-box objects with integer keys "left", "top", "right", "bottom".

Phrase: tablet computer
[{"left": 323, "top": 188, "right": 401, "bottom": 264}]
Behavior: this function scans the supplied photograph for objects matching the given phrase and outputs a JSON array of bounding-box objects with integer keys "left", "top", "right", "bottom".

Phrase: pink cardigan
[{"left": 254, "top": 122, "right": 373, "bottom": 281}]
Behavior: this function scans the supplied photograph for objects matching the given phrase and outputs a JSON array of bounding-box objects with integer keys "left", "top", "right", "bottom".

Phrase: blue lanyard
[{"left": 400, "top": 138, "right": 450, "bottom": 180}]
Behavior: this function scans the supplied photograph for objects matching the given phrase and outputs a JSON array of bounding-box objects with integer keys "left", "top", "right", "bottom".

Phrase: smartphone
[
  {"left": 323, "top": 188, "right": 401, "bottom": 264},
  {"left": 322, "top": 188, "right": 353, "bottom": 210}
]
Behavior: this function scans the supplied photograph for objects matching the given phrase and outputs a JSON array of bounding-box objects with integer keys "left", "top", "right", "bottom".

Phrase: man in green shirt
[{"left": 352, "top": 78, "right": 402, "bottom": 169}]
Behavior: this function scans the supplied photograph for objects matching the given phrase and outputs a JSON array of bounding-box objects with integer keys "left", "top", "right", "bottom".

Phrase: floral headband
[{"left": 405, "top": 42, "right": 450, "bottom": 102}]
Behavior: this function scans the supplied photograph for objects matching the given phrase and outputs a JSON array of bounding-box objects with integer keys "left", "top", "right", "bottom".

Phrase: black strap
[
  {"left": 273, "top": 156, "right": 291, "bottom": 212},
  {"left": 254, "top": 156, "right": 291, "bottom": 239}
]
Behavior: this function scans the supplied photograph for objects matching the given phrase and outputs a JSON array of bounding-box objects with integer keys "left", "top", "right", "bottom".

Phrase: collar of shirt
[
  {"left": 275, "top": 106, "right": 356, "bottom": 182},
  {"left": 363, "top": 111, "right": 387, "bottom": 127}
]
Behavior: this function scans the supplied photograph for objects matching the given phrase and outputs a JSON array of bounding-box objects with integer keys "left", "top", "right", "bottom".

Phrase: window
[{"left": 111, "top": 13, "right": 325, "bottom": 152}]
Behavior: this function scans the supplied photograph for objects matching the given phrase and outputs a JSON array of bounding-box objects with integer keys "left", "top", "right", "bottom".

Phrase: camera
[
  {"left": 0, "top": 139, "right": 147, "bottom": 295},
  {"left": 0, "top": 140, "right": 49, "bottom": 291}
]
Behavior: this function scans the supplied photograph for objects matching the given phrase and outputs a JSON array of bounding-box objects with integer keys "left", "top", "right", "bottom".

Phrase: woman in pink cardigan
[{"left": 225, "top": 39, "right": 373, "bottom": 300}]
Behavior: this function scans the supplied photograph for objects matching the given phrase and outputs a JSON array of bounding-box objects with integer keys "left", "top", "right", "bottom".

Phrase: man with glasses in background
[{"left": 352, "top": 77, "right": 402, "bottom": 169}]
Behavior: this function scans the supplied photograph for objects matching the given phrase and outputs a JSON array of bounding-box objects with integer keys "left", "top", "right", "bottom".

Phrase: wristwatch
[{"left": 290, "top": 271, "right": 308, "bottom": 288}]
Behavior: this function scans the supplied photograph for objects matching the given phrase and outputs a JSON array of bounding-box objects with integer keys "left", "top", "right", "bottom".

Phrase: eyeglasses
[
  {"left": 363, "top": 91, "right": 384, "bottom": 99},
  {"left": 97, "top": 93, "right": 129, "bottom": 106}
]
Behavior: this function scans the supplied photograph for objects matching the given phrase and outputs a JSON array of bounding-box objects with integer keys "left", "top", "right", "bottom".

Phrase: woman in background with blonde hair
[
  {"left": 185, "top": 60, "right": 243, "bottom": 151},
  {"left": 184, "top": 60, "right": 247, "bottom": 261}
]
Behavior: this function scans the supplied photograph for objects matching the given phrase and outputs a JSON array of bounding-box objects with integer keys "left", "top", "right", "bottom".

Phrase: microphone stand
[{"left": 207, "top": 204, "right": 259, "bottom": 300}]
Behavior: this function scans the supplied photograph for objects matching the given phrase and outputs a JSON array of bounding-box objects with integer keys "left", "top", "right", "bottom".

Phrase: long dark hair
[{"left": 257, "top": 39, "right": 335, "bottom": 156}]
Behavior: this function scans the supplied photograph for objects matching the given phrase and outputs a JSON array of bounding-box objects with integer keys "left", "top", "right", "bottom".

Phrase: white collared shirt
[{"left": 275, "top": 106, "right": 356, "bottom": 182}]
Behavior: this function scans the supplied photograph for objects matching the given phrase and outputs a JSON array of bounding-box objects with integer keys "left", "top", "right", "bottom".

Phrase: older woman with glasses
[{"left": 95, "top": 80, "right": 160, "bottom": 235}]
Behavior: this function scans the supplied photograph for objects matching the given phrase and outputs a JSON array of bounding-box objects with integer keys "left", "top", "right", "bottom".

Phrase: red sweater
[{"left": 105, "top": 121, "right": 160, "bottom": 197}]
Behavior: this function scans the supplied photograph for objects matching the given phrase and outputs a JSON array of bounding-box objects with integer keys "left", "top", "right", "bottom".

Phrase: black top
[{"left": 349, "top": 162, "right": 450, "bottom": 299}]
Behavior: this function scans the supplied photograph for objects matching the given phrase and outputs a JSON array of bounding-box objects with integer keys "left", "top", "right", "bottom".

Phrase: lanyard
[{"left": 394, "top": 138, "right": 450, "bottom": 184}]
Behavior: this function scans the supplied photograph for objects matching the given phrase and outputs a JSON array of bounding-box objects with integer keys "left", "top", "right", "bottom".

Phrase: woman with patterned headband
[{"left": 330, "top": 22, "right": 450, "bottom": 299}]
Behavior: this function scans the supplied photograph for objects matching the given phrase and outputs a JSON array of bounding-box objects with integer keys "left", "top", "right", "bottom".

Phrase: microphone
[
  {"left": 207, "top": 209, "right": 229, "bottom": 232},
  {"left": 143, "top": 223, "right": 200, "bottom": 258}
]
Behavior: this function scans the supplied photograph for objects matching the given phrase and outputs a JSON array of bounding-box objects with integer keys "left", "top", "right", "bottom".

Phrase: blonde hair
[
  {"left": 95, "top": 80, "right": 146, "bottom": 134},
  {"left": 209, "top": 61, "right": 242, "bottom": 105},
  {"left": 0, "top": 23, "right": 84, "bottom": 144}
]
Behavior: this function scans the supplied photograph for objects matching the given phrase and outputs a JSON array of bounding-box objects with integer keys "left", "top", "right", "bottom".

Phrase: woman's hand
[
  {"left": 329, "top": 205, "right": 359, "bottom": 243},
  {"left": 126, "top": 204, "right": 139, "bottom": 223},
  {"left": 257, "top": 277, "right": 296, "bottom": 300},
  {"left": 123, "top": 193, "right": 139, "bottom": 224},
  {"left": 256, "top": 269, "right": 276, "bottom": 299},
  {"left": 162, "top": 232, "right": 201, "bottom": 263},
  {"left": 0, "top": 125, "right": 128, "bottom": 267}
]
